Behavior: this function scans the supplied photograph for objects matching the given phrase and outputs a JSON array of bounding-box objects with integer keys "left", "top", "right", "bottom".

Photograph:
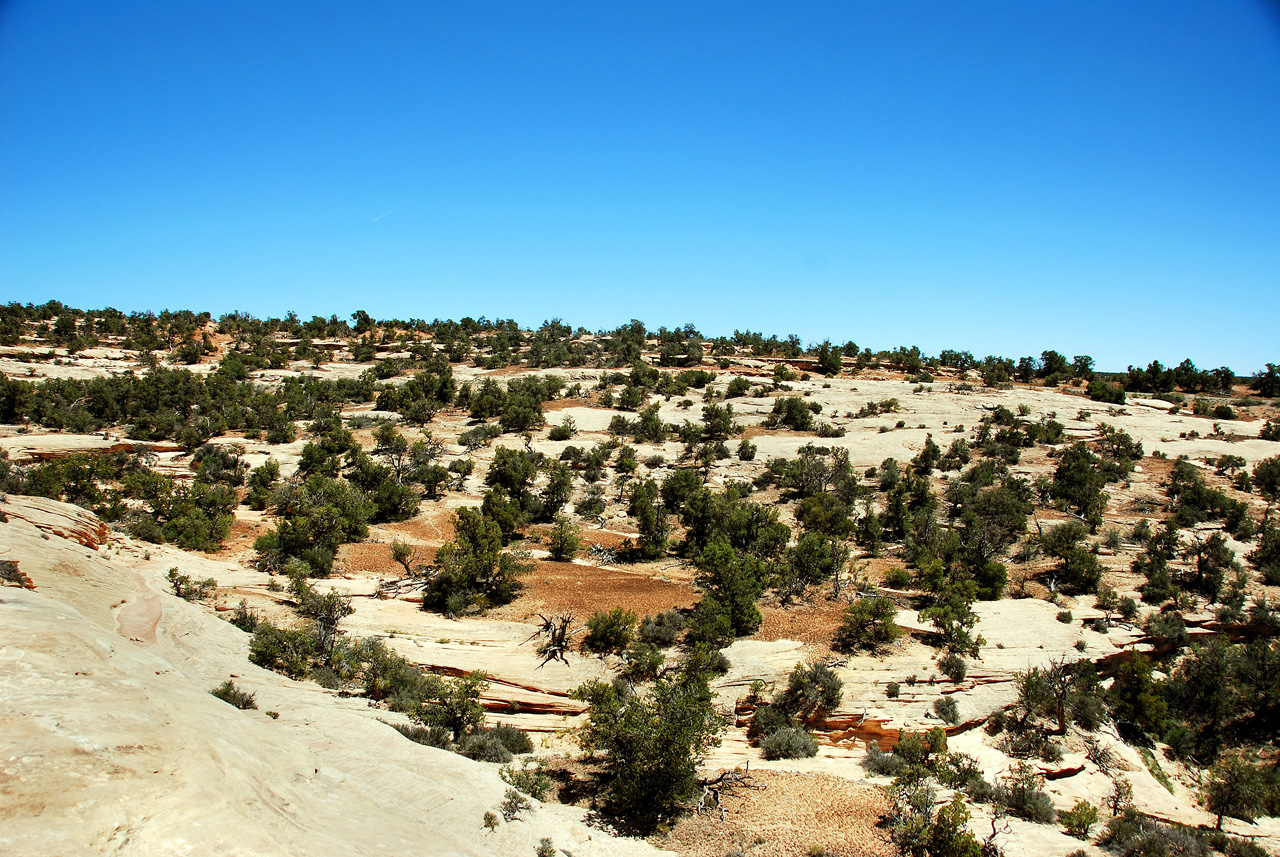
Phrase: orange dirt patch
[
  {"left": 221, "top": 517, "right": 270, "bottom": 555},
  {"left": 1139, "top": 455, "right": 1177, "bottom": 485},
  {"left": 856, "top": 556, "right": 914, "bottom": 581},
  {"left": 526, "top": 523, "right": 640, "bottom": 553},
  {"left": 740, "top": 425, "right": 791, "bottom": 440},
  {"left": 489, "top": 560, "right": 698, "bottom": 622},
  {"left": 379, "top": 505, "right": 458, "bottom": 544},
  {"left": 756, "top": 599, "right": 847, "bottom": 652},
  {"left": 655, "top": 769, "right": 891, "bottom": 857},
  {"left": 337, "top": 541, "right": 436, "bottom": 577},
  {"left": 578, "top": 528, "right": 636, "bottom": 550},
  {"left": 1028, "top": 507, "right": 1079, "bottom": 526},
  {"left": 543, "top": 397, "right": 592, "bottom": 412}
]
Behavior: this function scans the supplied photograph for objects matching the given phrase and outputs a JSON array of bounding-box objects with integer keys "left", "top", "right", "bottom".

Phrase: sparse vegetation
[{"left": 6, "top": 302, "right": 1280, "bottom": 854}]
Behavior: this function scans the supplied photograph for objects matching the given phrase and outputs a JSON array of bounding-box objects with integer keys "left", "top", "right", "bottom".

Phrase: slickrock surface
[{"left": 0, "top": 497, "right": 664, "bottom": 857}]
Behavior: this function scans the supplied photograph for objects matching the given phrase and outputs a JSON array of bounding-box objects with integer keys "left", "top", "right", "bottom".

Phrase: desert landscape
[{"left": 3, "top": 305, "right": 1279, "bottom": 856}]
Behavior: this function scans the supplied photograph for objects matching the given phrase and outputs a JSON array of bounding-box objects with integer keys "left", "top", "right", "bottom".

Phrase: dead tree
[
  {"left": 982, "top": 813, "right": 1011, "bottom": 856},
  {"left": 696, "top": 763, "right": 765, "bottom": 820},
  {"left": 524, "top": 613, "right": 577, "bottom": 668},
  {"left": 376, "top": 564, "right": 438, "bottom": 600},
  {"left": 587, "top": 542, "right": 616, "bottom": 565}
]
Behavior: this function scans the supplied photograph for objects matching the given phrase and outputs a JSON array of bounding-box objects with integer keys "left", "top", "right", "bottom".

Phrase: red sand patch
[
  {"left": 579, "top": 528, "right": 636, "bottom": 550},
  {"left": 220, "top": 517, "right": 270, "bottom": 555},
  {"left": 756, "top": 599, "right": 847, "bottom": 652},
  {"left": 526, "top": 523, "right": 638, "bottom": 553},
  {"left": 337, "top": 541, "right": 438, "bottom": 577},
  {"left": 543, "top": 397, "right": 593, "bottom": 412},
  {"left": 489, "top": 560, "right": 698, "bottom": 621},
  {"left": 656, "top": 769, "right": 891, "bottom": 857},
  {"left": 379, "top": 505, "right": 458, "bottom": 544}
]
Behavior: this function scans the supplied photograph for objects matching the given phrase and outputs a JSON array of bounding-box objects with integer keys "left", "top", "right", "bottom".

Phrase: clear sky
[{"left": 2, "top": 2, "right": 1277, "bottom": 371}]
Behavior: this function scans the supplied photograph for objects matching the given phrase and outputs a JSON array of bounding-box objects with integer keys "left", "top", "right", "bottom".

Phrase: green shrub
[
  {"left": 934, "top": 696, "right": 959, "bottom": 724},
  {"left": 547, "top": 516, "right": 581, "bottom": 561},
  {"left": 1088, "top": 379, "right": 1126, "bottom": 404},
  {"left": 458, "top": 732, "right": 514, "bottom": 763},
  {"left": 748, "top": 702, "right": 792, "bottom": 741},
  {"left": 994, "top": 761, "right": 1056, "bottom": 823},
  {"left": 228, "top": 599, "right": 258, "bottom": 632},
  {"left": 937, "top": 751, "right": 986, "bottom": 793},
  {"left": 882, "top": 567, "right": 913, "bottom": 589},
  {"left": 773, "top": 662, "right": 843, "bottom": 723},
  {"left": 937, "top": 653, "right": 967, "bottom": 682},
  {"left": 862, "top": 742, "right": 906, "bottom": 777},
  {"left": 764, "top": 397, "right": 814, "bottom": 431},
  {"left": 310, "top": 666, "right": 340, "bottom": 688},
  {"left": 501, "top": 787, "right": 531, "bottom": 821},
  {"left": 582, "top": 607, "right": 638, "bottom": 654},
  {"left": 501, "top": 760, "right": 552, "bottom": 801},
  {"left": 168, "top": 568, "right": 216, "bottom": 601},
  {"left": 760, "top": 726, "right": 818, "bottom": 760},
  {"left": 248, "top": 622, "right": 319, "bottom": 679},
  {"left": 575, "top": 483, "right": 606, "bottom": 517},
  {"left": 885, "top": 681, "right": 900, "bottom": 699},
  {"left": 253, "top": 474, "right": 372, "bottom": 576},
  {"left": 638, "top": 610, "right": 686, "bottom": 648},
  {"left": 210, "top": 679, "right": 257, "bottom": 710},
  {"left": 458, "top": 424, "right": 501, "bottom": 450},
  {"left": 832, "top": 596, "right": 902, "bottom": 653},
  {"left": 1059, "top": 799, "right": 1098, "bottom": 839},
  {"left": 488, "top": 723, "right": 534, "bottom": 755},
  {"left": 549, "top": 417, "right": 576, "bottom": 441},
  {"left": 1224, "top": 837, "right": 1269, "bottom": 857},
  {"left": 684, "top": 594, "right": 735, "bottom": 648},
  {"left": 423, "top": 508, "right": 532, "bottom": 613},
  {"left": 390, "top": 722, "right": 453, "bottom": 749},
  {"left": 621, "top": 641, "right": 664, "bottom": 682},
  {"left": 1098, "top": 811, "right": 1209, "bottom": 857},
  {"left": 411, "top": 671, "right": 489, "bottom": 740},
  {"left": 681, "top": 643, "right": 731, "bottom": 678},
  {"left": 998, "top": 729, "right": 1063, "bottom": 763},
  {"left": 572, "top": 671, "right": 723, "bottom": 832}
]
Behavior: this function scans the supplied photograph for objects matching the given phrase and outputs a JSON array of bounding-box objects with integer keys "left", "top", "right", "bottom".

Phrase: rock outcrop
[{"left": 0, "top": 497, "right": 663, "bottom": 857}]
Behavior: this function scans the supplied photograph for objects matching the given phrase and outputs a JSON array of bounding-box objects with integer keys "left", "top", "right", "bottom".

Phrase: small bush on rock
[
  {"left": 760, "top": 726, "right": 818, "bottom": 760},
  {"left": 1059, "top": 799, "right": 1099, "bottom": 839},
  {"left": 458, "top": 732, "right": 514, "bottom": 763},
  {"left": 934, "top": 696, "right": 959, "bottom": 724},
  {"left": 582, "top": 607, "right": 638, "bottom": 654},
  {"left": 938, "top": 653, "right": 967, "bottom": 682},
  {"left": 390, "top": 722, "right": 453, "bottom": 749},
  {"left": 210, "top": 679, "right": 257, "bottom": 710}
]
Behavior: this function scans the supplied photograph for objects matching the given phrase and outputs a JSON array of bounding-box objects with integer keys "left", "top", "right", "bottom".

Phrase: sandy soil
[
  {"left": 656, "top": 769, "right": 892, "bottom": 857},
  {"left": 488, "top": 559, "right": 699, "bottom": 622}
]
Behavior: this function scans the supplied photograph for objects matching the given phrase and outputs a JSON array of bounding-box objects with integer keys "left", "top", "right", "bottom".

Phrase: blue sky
[{"left": 2, "top": 2, "right": 1277, "bottom": 371}]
